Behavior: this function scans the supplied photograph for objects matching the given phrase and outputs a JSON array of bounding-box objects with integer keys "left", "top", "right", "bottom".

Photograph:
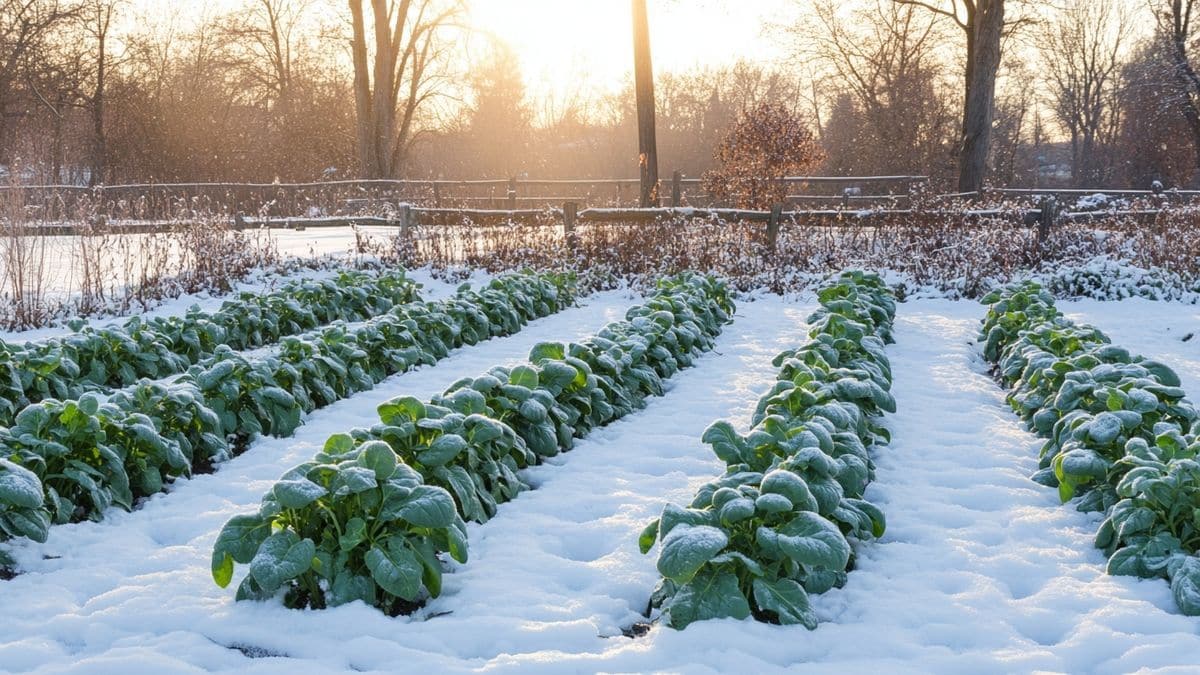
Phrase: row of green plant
[
  {"left": 0, "top": 269, "right": 422, "bottom": 427},
  {"left": 210, "top": 273, "right": 735, "bottom": 614},
  {"left": 639, "top": 270, "right": 897, "bottom": 630},
  {"left": 981, "top": 282, "right": 1200, "bottom": 616},
  {"left": 0, "top": 272, "right": 575, "bottom": 566}
]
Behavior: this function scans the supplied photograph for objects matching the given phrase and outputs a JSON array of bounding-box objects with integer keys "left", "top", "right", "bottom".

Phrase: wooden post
[
  {"left": 766, "top": 203, "right": 783, "bottom": 254},
  {"left": 398, "top": 204, "right": 413, "bottom": 239},
  {"left": 1036, "top": 195, "right": 1057, "bottom": 251},
  {"left": 671, "top": 170, "right": 682, "bottom": 207},
  {"left": 432, "top": 182, "right": 443, "bottom": 225},
  {"left": 563, "top": 201, "right": 578, "bottom": 250},
  {"left": 632, "top": 0, "right": 659, "bottom": 207},
  {"left": 507, "top": 177, "right": 517, "bottom": 211}
]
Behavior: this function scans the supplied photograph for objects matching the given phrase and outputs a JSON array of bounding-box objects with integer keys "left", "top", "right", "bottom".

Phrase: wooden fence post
[
  {"left": 507, "top": 177, "right": 517, "bottom": 211},
  {"left": 563, "top": 201, "right": 578, "bottom": 250},
  {"left": 1036, "top": 195, "right": 1057, "bottom": 251},
  {"left": 398, "top": 204, "right": 413, "bottom": 239},
  {"left": 766, "top": 203, "right": 783, "bottom": 254},
  {"left": 671, "top": 170, "right": 682, "bottom": 207}
]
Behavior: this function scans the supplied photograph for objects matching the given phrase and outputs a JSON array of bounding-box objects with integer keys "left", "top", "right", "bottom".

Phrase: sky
[
  {"left": 468, "top": 0, "right": 791, "bottom": 96},
  {"left": 126, "top": 0, "right": 793, "bottom": 99}
]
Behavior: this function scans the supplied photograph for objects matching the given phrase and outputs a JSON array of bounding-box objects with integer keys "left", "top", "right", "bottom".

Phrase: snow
[
  {"left": 1062, "top": 298, "right": 1200, "bottom": 400},
  {"left": 3, "top": 296, "right": 1200, "bottom": 673}
]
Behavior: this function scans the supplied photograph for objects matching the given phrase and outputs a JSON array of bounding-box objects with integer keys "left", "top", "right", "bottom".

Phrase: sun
[{"left": 467, "top": 0, "right": 788, "bottom": 109}]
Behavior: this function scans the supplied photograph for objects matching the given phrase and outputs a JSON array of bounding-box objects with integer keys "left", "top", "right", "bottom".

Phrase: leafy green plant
[
  {"left": 211, "top": 432, "right": 467, "bottom": 614},
  {"left": 0, "top": 271, "right": 577, "bottom": 556},
  {"left": 981, "top": 281, "right": 1200, "bottom": 616},
  {"left": 1, "top": 269, "right": 421, "bottom": 427},
  {"left": 213, "top": 272, "right": 735, "bottom": 612},
  {"left": 641, "top": 270, "right": 896, "bottom": 629}
]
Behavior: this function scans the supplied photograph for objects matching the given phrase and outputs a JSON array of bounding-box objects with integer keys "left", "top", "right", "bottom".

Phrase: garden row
[
  {"left": 0, "top": 269, "right": 423, "bottom": 427},
  {"left": 0, "top": 272, "right": 575, "bottom": 565},
  {"left": 209, "top": 274, "right": 734, "bottom": 614},
  {"left": 639, "top": 270, "right": 898, "bottom": 629},
  {"left": 981, "top": 283, "right": 1200, "bottom": 615}
]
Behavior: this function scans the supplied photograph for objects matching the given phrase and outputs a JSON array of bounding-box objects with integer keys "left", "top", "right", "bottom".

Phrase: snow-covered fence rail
[
  {"left": 2, "top": 202, "right": 1184, "bottom": 238},
  {"left": 0, "top": 175, "right": 929, "bottom": 222}
]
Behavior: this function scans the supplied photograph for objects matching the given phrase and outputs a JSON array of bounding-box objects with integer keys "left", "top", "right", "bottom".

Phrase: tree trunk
[
  {"left": 1169, "top": 23, "right": 1200, "bottom": 183},
  {"left": 957, "top": 0, "right": 1003, "bottom": 194},
  {"left": 91, "top": 28, "right": 107, "bottom": 186},
  {"left": 631, "top": 0, "right": 659, "bottom": 206},
  {"left": 370, "top": 0, "right": 398, "bottom": 178},
  {"left": 349, "top": 0, "right": 378, "bottom": 178}
]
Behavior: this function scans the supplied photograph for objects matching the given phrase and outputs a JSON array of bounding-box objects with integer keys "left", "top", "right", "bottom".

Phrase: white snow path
[
  {"left": 1062, "top": 298, "right": 1200, "bottom": 401},
  {"left": 776, "top": 299, "right": 1200, "bottom": 674},
  {"left": 0, "top": 289, "right": 636, "bottom": 673},
  {"left": 5, "top": 298, "right": 1200, "bottom": 674}
]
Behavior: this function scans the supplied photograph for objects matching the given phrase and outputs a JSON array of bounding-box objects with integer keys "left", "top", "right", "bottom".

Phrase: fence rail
[{"left": 1, "top": 175, "right": 1192, "bottom": 238}]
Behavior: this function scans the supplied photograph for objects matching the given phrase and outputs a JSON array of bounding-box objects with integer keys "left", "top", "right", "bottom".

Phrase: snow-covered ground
[
  {"left": 3, "top": 297, "right": 1200, "bottom": 674},
  {"left": 1063, "top": 298, "right": 1199, "bottom": 400}
]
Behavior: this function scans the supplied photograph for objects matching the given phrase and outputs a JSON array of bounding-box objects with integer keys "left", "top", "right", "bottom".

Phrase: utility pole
[{"left": 632, "top": 0, "right": 659, "bottom": 206}]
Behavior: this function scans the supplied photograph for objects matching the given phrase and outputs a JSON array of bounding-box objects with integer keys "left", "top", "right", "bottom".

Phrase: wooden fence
[
  {"left": 0, "top": 175, "right": 929, "bottom": 223},
  {"left": 2, "top": 176, "right": 1194, "bottom": 238}
]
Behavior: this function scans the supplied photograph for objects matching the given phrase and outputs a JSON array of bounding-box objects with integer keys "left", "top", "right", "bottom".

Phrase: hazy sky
[
  {"left": 469, "top": 1, "right": 791, "bottom": 95},
  {"left": 126, "top": 0, "right": 793, "bottom": 96}
]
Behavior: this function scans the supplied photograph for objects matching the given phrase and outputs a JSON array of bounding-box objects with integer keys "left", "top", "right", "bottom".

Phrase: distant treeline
[{"left": 0, "top": 0, "right": 1195, "bottom": 190}]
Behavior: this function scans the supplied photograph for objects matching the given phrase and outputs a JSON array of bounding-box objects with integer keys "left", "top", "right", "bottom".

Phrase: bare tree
[
  {"left": 0, "top": 0, "right": 79, "bottom": 162},
  {"left": 80, "top": 0, "right": 122, "bottom": 185},
  {"left": 1039, "top": 0, "right": 1132, "bottom": 186},
  {"left": 893, "top": 0, "right": 1009, "bottom": 194},
  {"left": 1153, "top": 0, "right": 1200, "bottom": 182},
  {"left": 222, "top": 0, "right": 316, "bottom": 106},
  {"left": 347, "top": 0, "right": 464, "bottom": 179},
  {"left": 801, "top": 0, "right": 957, "bottom": 181}
]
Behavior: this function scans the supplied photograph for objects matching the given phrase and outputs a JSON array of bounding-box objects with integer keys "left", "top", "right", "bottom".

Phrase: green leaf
[
  {"left": 378, "top": 396, "right": 426, "bottom": 424},
  {"left": 330, "top": 573, "right": 376, "bottom": 607},
  {"left": 528, "top": 342, "right": 565, "bottom": 362},
  {"left": 339, "top": 517, "right": 368, "bottom": 551},
  {"left": 212, "top": 550, "right": 235, "bottom": 589},
  {"left": 638, "top": 519, "right": 660, "bottom": 554},
  {"left": 509, "top": 365, "right": 539, "bottom": 389},
  {"left": 1087, "top": 413, "right": 1123, "bottom": 446},
  {"left": 360, "top": 440, "right": 398, "bottom": 480},
  {"left": 1171, "top": 557, "right": 1200, "bottom": 616},
  {"left": 324, "top": 433, "right": 356, "bottom": 455},
  {"left": 211, "top": 514, "right": 272, "bottom": 586},
  {"left": 518, "top": 399, "right": 548, "bottom": 423},
  {"left": 662, "top": 567, "right": 750, "bottom": 629},
  {"left": 418, "top": 434, "right": 468, "bottom": 467},
  {"left": 273, "top": 478, "right": 327, "bottom": 510},
  {"left": 332, "top": 466, "right": 378, "bottom": 496},
  {"left": 702, "top": 421, "right": 745, "bottom": 464},
  {"left": 757, "top": 512, "right": 850, "bottom": 570},
  {"left": 385, "top": 485, "right": 457, "bottom": 528},
  {"left": 365, "top": 538, "right": 423, "bottom": 601},
  {"left": 718, "top": 497, "right": 756, "bottom": 525},
  {"left": 752, "top": 577, "right": 818, "bottom": 629},
  {"left": 0, "top": 508, "right": 50, "bottom": 543},
  {"left": 0, "top": 459, "right": 45, "bottom": 510},
  {"left": 760, "top": 470, "right": 818, "bottom": 512},
  {"left": 248, "top": 531, "right": 316, "bottom": 593},
  {"left": 78, "top": 394, "right": 101, "bottom": 416},
  {"left": 656, "top": 524, "right": 728, "bottom": 584}
]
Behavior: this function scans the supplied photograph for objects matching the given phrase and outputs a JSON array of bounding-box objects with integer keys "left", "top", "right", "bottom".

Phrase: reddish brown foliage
[{"left": 702, "top": 103, "right": 824, "bottom": 209}]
